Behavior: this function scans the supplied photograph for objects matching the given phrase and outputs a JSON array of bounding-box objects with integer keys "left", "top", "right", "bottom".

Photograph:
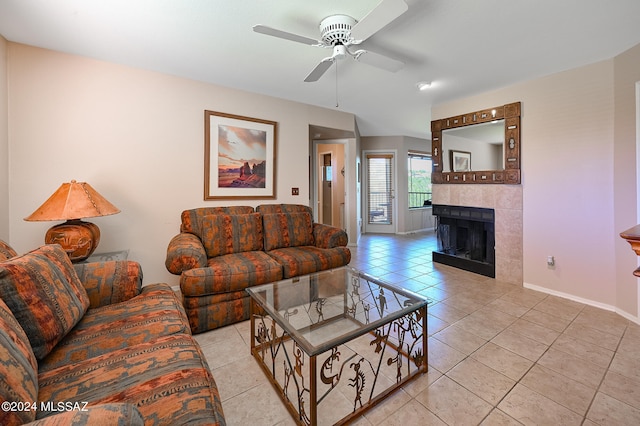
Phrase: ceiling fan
[{"left": 253, "top": 0, "right": 408, "bottom": 82}]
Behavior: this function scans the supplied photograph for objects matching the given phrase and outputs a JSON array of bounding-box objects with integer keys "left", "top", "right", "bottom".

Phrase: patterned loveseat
[
  {"left": 165, "top": 204, "right": 351, "bottom": 333},
  {"left": 0, "top": 240, "right": 225, "bottom": 425}
]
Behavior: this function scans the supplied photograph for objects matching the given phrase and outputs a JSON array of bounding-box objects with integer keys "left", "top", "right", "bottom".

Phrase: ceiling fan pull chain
[{"left": 335, "top": 60, "right": 339, "bottom": 108}]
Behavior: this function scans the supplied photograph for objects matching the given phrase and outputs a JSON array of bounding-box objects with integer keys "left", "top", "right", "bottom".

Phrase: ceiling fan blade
[
  {"left": 304, "top": 58, "right": 334, "bottom": 82},
  {"left": 350, "top": 0, "right": 408, "bottom": 42},
  {"left": 354, "top": 49, "right": 404, "bottom": 72},
  {"left": 253, "top": 24, "right": 321, "bottom": 46}
]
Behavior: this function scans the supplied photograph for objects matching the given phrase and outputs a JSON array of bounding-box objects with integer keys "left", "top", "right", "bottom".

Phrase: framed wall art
[
  {"left": 204, "top": 110, "right": 277, "bottom": 200},
  {"left": 450, "top": 150, "right": 471, "bottom": 172}
]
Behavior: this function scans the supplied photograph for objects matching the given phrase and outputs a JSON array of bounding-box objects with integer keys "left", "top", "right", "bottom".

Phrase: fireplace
[{"left": 432, "top": 204, "right": 495, "bottom": 278}]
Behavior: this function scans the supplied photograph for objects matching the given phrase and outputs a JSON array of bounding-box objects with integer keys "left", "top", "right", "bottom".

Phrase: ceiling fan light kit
[{"left": 253, "top": 0, "right": 408, "bottom": 82}]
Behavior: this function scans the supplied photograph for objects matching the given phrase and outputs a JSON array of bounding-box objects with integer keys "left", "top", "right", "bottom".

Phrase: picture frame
[
  {"left": 204, "top": 110, "right": 277, "bottom": 200},
  {"left": 450, "top": 150, "right": 471, "bottom": 172}
]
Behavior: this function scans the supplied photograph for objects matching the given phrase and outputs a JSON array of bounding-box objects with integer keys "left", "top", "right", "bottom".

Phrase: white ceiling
[{"left": 1, "top": 0, "right": 639, "bottom": 139}]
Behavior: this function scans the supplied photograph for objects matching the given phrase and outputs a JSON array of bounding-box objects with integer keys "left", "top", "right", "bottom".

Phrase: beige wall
[
  {"left": 6, "top": 43, "right": 356, "bottom": 285},
  {"left": 433, "top": 48, "right": 640, "bottom": 320},
  {"left": 0, "top": 36, "right": 8, "bottom": 240}
]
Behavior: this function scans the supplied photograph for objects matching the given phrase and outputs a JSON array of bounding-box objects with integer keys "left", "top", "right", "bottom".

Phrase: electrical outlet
[
  {"left": 291, "top": 187, "right": 299, "bottom": 196},
  {"left": 547, "top": 256, "right": 555, "bottom": 266}
]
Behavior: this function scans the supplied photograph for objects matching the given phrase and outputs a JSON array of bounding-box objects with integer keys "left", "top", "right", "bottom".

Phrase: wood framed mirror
[{"left": 431, "top": 102, "right": 521, "bottom": 184}]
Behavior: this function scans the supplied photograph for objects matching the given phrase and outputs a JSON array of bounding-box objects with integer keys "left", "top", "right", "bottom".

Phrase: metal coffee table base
[{"left": 250, "top": 303, "right": 427, "bottom": 426}]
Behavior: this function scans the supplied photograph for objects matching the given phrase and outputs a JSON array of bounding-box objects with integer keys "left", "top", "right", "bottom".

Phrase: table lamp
[{"left": 24, "top": 180, "right": 120, "bottom": 262}]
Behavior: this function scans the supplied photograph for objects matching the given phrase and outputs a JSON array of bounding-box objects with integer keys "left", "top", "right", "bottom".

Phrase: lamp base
[{"left": 45, "top": 220, "right": 101, "bottom": 262}]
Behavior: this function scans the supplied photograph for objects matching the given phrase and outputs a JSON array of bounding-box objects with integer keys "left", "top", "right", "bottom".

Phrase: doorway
[
  {"left": 315, "top": 144, "right": 345, "bottom": 229},
  {"left": 364, "top": 151, "right": 397, "bottom": 234}
]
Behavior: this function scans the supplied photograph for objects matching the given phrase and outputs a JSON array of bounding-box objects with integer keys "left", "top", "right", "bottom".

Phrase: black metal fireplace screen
[{"left": 432, "top": 204, "right": 495, "bottom": 278}]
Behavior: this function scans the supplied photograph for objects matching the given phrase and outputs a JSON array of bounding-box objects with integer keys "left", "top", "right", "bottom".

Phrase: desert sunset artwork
[{"left": 217, "top": 124, "right": 267, "bottom": 188}]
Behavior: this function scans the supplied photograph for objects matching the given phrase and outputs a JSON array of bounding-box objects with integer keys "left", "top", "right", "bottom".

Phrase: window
[{"left": 408, "top": 152, "right": 432, "bottom": 208}]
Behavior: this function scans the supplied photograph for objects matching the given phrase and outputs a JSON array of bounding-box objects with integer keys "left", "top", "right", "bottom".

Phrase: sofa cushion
[
  {"left": 263, "top": 212, "right": 314, "bottom": 251},
  {"left": 201, "top": 213, "right": 264, "bottom": 257},
  {"left": 40, "top": 284, "right": 190, "bottom": 372},
  {"left": 0, "top": 244, "right": 90, "bottom": 359},
  {"left": 37, "top": 334, "right": 225, "bottom": 425},
  {"left": 0, "top": 239, "right": 17, "bottom": 261},
  {"left": 181, "top": 206, "right": 255, "bottom": 236},
  {"left": 181, "top": 251, "right": 283, "bottom": 296},
  {"left": 266, "top": 246, "right": 352, "bottom": 278},
  {"left": 0, "top": 297, "right": 39, "bottom": 425}
]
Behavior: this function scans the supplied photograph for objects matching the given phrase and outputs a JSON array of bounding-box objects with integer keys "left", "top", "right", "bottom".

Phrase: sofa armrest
[
  {"left": 313, "top": 223, "right": 348, "bottom": 248},
  {"left": 74, "top": 260, "right": 143, "bottom": 309},
  {"left": 165, "top": 233, "right": 208, "bottom": 275},
  {"left": 26, "top": 403, "right": 143, "bottom": 425}
]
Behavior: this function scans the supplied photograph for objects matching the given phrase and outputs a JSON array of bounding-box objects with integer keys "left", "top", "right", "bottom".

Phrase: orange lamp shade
[{"left": 24, "top": 180, "right": 120, "bottom": 262}]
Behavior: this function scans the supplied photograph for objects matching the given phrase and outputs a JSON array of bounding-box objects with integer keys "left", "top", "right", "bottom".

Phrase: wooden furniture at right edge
[{"left": 620, "top": 225, "right": 640, "bottom": 276}]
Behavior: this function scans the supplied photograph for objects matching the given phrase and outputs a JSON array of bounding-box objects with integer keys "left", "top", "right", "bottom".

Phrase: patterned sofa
[
  {"left": 165, "top": 204, "right": 351, "bottom": 333},
  {"left": 0, "top": 240, "right": 225, "bottom": 425}
]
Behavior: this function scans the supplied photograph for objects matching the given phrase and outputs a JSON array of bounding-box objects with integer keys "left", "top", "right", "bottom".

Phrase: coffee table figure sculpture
[{"left": 247, "top": 266, "right": 428, "bottom": 426}]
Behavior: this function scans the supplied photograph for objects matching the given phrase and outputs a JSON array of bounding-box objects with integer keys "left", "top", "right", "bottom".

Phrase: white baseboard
[{"left": 523, "top": 282, "right": 640, "bottom": 325}]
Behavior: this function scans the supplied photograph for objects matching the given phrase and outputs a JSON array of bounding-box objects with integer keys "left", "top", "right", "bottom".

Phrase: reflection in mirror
[{"left": 442, "top": 120, "right": 505, "bottom": 172}]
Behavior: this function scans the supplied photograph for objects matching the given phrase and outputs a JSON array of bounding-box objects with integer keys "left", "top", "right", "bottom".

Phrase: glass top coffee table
[{"left": 247, "top": 266, "right": 429, "bottom": 426}]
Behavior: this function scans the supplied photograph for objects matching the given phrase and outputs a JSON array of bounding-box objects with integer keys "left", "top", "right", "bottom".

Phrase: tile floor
[{"left": 194, "top": 231, "right": 640, "bottom": 425}]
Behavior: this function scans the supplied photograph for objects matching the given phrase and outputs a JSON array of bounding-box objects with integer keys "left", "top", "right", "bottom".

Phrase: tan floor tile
[
  {"left": 441, "top": 293, "right": 484, "bottom": 314},
  {"left": 573, "top": 307, "right": 628, "bottom": 338},
  {"left": 427, "top": 337, "right": 466, "bottom": 373},
  {"left": 498, "top": 289, "right": 547, "bottom": 309},
  {"left": 532, "top": 295, "right": 584, "bottom": 322},
  {"left": 486, "top": 298, "right": 531, "bottom": 318},
  {"left": 617, "top": 333, "right": 640, "bottom": 356},
  {"left": 434, "top": 324, "right": 488, "bottom": 355},
  {"left": 520, "top": 308, "right": 572, "bottom": 333},
  {"left": 498, "top": 384, "right": 583, "bottom": 425},
  {"left": 519, "top": 364, "right": 596, "bottom": 415},
  {"left": 222, "top": 382, "right": 293, "bottom": 426},
  {"left": 418, "top": 286, "right": 451, "bottom": 303},
  {"left": 213, "top": 354, "right": 265, "bottom": 401},
  {"left": 446, "top": 357, "right": 516, "bottom": 405},
  {"left": 416, "top": 375, "right": 493, "bottom": 426},
  {"left": 472, "top": 342, "right": 533, "bottom": 381},
  {"left": 609, "top": 351, "right": 640, "bottom": 383},
  {"left": 491, "top": 329, "right": 548, "bottom": 362},
  {"left": 600, "top": 370, "right": 640, "bottom": 410},
  {"left": 587, "top": 392, "right": 640, "bottom": 425},
  {"left": 427, "top": 313, "right": 449, "bottom": 335},
  {"left": 537, "top": 348, "right": 606, "bottom": 389},
  {"left": 375, "top": 399, "right": 447, "bottom": 425},
  {"left": 455, "top": 309, "right": 517, "bottom": 341},
  {"left": 506, "top": 318, "right": 560, "bottom": 346},
  {"left": 428, "top": 301, "right": 468, "bottom": 324},
  {"left": 480, "top": 408, "right": 523, "bottom": 426},
  {"left": 401, "top": 367, "right": 442, "bottom": 398},
  {"left": 359, "top": 388, "right": 412, "bottom": 425},
  {"left": 562, "top": 322, "right": 621, "bottom": 351},
  {"left": 551, "top": 333, "right": 614, "bottom": 368}
]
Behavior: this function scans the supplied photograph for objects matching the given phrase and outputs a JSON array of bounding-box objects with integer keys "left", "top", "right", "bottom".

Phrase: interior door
[
  {"left": 365, "top": 152, "right": 396, "bottom": 233},
  {"left": 322, "top": 153, "right": 332, "bottom": 225}
]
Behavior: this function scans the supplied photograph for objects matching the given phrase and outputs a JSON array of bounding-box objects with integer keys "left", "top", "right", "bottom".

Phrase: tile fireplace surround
[{"left": 432, "top": 184, "right": 523, "bottom": 284}]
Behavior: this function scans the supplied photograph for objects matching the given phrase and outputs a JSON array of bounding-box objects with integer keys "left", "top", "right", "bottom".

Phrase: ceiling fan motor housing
[{"left": 319, "top": 15, "right": 356, "bottom": 46}]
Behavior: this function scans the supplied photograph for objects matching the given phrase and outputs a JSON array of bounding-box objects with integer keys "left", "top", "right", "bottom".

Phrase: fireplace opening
[{"left": 432, "top": 204, "right": 495, "bottom": 278}]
